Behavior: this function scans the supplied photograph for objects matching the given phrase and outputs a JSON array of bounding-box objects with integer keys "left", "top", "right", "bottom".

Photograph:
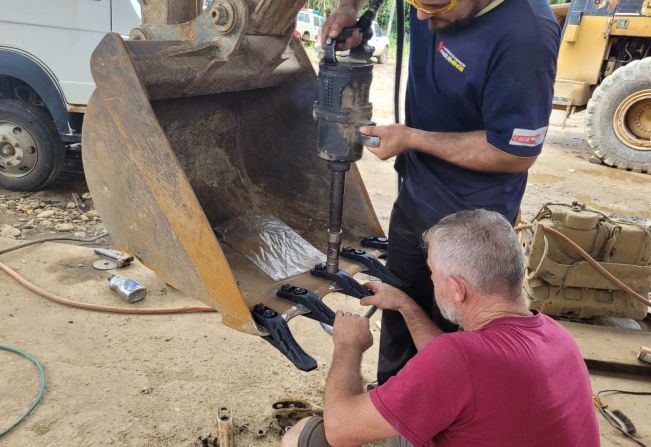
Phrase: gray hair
[{"left": 423, "top": 209, "right": 524, "bottom": 300}]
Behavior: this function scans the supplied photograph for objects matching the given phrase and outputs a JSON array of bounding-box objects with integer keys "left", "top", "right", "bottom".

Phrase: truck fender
[{"left": 0, "top": 47, "right": 71, "bottom": 136}]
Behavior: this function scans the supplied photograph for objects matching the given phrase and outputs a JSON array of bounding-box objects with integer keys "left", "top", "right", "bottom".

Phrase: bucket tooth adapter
[
  {"left": 82, "top": 0, "right": 383, "bottom": 365},
  {"left": 340, "top": 247, "right": 407, "bottom": 288}
]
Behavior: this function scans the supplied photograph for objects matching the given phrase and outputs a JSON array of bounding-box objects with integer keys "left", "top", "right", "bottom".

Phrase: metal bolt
[
  {"left": 212, "top": 5, "right": 229, "bottom": 25},
  {"left": 1, "top": 143, "right": 14, "bottom": 156},
  {"left": 211, "top": 0, "right": 236, "bottom": 33}
]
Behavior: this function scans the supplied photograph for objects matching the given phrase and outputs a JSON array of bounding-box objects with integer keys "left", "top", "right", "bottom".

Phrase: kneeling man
[{"left": 282, "top": 209, "right": 599, "bottom": 447}]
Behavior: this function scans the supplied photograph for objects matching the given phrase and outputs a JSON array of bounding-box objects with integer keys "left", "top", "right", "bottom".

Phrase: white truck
[{"left": 0, "top": 1, "right": 140, "bottom": 191}]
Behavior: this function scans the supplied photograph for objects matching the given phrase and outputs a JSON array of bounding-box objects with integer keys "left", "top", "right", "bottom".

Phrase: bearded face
[
  {"left": 435, "top": 286, "right": 464, "bottom": 326},
  {"left": 416, "top": 0, "right": 485, "bottom": 33}
]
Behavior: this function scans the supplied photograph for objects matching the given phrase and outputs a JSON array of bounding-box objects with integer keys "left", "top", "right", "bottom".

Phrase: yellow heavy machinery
[
  {"left": 552, "top": 0, "right": 651, "bottom": 173},
  {"left": 82, "top": 0, "right": 390, "bottom": 370}
]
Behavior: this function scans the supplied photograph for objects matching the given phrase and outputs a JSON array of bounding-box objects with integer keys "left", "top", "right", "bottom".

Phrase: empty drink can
[{"left": 108, "top": 274, "right": 147, "bottom": 303}]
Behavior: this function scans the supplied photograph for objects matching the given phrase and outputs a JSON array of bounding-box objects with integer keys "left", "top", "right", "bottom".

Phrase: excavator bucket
[{"left": 82, "top": 0, "right": 384, "bottom": 368}]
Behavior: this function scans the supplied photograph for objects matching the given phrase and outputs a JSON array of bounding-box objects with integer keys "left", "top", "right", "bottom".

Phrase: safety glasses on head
[{"left": 406, "top": 0, "right": 459, "bottom": 15}]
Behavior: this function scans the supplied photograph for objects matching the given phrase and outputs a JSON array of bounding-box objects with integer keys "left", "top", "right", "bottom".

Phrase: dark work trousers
[{"left": 378, "top": 189, "right": 459, "bottom": 384}]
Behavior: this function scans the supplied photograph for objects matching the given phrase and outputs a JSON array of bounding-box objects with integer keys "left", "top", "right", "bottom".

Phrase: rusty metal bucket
[{"left": 81, "top": 0, "right": 383, "bottom": 354}]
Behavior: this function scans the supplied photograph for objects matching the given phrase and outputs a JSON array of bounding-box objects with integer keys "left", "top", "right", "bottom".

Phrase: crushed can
[{"left": 108, "top": 274, "right": 147, "bottom": 303}]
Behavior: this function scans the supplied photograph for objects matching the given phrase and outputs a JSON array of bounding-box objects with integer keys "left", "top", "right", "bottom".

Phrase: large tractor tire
[
  {"left": 585, "top": 57, "right": 651, "bottom": 173},
  {"left": 0, "top": 99, "right": 65, "bottom": 191}
]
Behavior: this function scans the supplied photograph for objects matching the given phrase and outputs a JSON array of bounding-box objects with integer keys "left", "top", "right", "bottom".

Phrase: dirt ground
[{"left": 1, "top": 53, "right": 650, "bottom": 447}]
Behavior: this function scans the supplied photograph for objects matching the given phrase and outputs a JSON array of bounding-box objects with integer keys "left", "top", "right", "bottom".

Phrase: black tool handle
[
  {"left": 324, "top": 0, "right": 382, "bottom": 65},
  {"left": 252, "top": 304, "right": 317, "bottom": 372}
]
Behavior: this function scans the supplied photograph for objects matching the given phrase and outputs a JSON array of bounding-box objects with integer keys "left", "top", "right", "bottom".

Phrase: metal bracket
[
  {"left": 310, "top": 263, "right": 373, "bottom": 299},
  {"left": 251, "top": 304, "right": 317, "bottom": 372},
  {"left": 277, "top": 284, "right": 336, "bottom": 326},
  {"left": 340, "top": 247, "right": 407, "bottom": 288},
  {"left": 272, "top": 398, "right": 322, "bottom": 423}
]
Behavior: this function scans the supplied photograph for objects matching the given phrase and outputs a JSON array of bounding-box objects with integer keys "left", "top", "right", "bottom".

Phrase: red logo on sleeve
[{"left": 509, "top": 127, "right": 548, "bottom": 147}]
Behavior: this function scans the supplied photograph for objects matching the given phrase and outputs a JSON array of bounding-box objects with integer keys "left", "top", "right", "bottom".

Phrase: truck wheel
[
  {"left": 0, "top": 99, "right": 65, "bottom": 191},
  {"left": 585, "top": 58, "right": 651, "bottom": 173},
  {"left": 377, "top": 46, "right": 389, "bottom": 64}
]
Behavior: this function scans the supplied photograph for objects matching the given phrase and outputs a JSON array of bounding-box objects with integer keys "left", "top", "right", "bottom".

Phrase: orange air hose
[
  {"left": 1, "top": 224, "right": 648, "bottom": 314},
  {"left": 0, "top": 260, "right": 216, "bottom": 314}
]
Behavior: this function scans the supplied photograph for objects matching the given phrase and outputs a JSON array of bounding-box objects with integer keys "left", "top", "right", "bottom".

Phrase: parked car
[
  {"left": 369, "top": 21, "right": 390, "bottom": 64},
  {"left": 315, "top": 21, "right": 390, "bottom": 64},
  {"left": 295, "top": 9, "right": 324, "bottom": 45}
]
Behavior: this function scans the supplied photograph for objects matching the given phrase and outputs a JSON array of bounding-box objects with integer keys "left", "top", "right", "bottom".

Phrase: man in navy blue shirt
[{"left": 321, "top": 0, "right": 560, "bottom": 383}]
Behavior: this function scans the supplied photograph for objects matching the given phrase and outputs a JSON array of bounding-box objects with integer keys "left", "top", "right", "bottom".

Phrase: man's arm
[
  {"left": 363, "top": 282, "right": 442, "bottom": 351},
  {"left": 324, "top": 312, "right": 399, "bottom": 446},
  {"left": 359, "top": 124, "right": 537, "bottom": 174}
]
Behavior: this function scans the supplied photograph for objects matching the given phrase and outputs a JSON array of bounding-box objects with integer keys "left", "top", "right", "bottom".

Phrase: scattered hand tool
[
  {"left": 638, "top": 346, "right": 651, "bottom": 364},
  {"left": 93, "top": 259, "right": 119, "bottom": 270},
  {"left": 272, "top": 398, "right": 323, "bottom": 432},
  {"left": 276, "top": 285, "right": 336, "bottom": 326},
  {"left": 217, "top": 407, "right": 234, "bottom": 447},
  {"left": 108, "top": 274, "right": 147, "bottom": 303},
  {"left": 340, "top": 247, "right": 407, "bottom": 288},
  {"left": 94, "top": 248, "right": 134, "bottom": 269}
]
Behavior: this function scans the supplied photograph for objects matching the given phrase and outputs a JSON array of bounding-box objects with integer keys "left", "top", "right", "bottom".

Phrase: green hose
[{"left": 0, "top": 345, "right": 46, "bottom": 438}]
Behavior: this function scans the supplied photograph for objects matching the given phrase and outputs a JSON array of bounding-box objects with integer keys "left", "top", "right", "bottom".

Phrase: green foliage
[{"left": 389, "top": 33, "right": 410, "bottom": 59}]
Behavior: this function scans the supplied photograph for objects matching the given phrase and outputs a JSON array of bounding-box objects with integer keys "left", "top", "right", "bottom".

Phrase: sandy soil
[{"left": 1, "top": 52, "right": 650, "bottom": 447}]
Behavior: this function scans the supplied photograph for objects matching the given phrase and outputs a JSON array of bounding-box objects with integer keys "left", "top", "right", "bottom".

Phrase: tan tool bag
[{"left": 520, "top": 203, "right": 651, "bottom": 320}]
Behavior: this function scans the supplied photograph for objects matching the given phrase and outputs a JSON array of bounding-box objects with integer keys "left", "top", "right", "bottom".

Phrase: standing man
[{"left": 321, "top": 0, "right": 560, "bottom": 383}]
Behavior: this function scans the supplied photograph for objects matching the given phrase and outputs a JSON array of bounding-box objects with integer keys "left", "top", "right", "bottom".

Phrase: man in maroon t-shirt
[{"left": 281, "top": 209, "right": 599, "bottom": 447}]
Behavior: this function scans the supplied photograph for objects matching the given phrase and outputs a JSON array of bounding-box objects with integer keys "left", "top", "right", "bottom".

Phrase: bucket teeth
[
  {"left": 340, "top": 247, "right": 408, "bottom": 288},
  {"left": 310, "top": 263, "right": 373, "bottom": 299},
  {"left": 277, "top": 285, "right": 336, "bottom": 326},
  {"left": 251, "top": 304, "right": 317, "bottom": 372},
  {"left": 361, "top": 236, "right": 388, "bottom": 252}
]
